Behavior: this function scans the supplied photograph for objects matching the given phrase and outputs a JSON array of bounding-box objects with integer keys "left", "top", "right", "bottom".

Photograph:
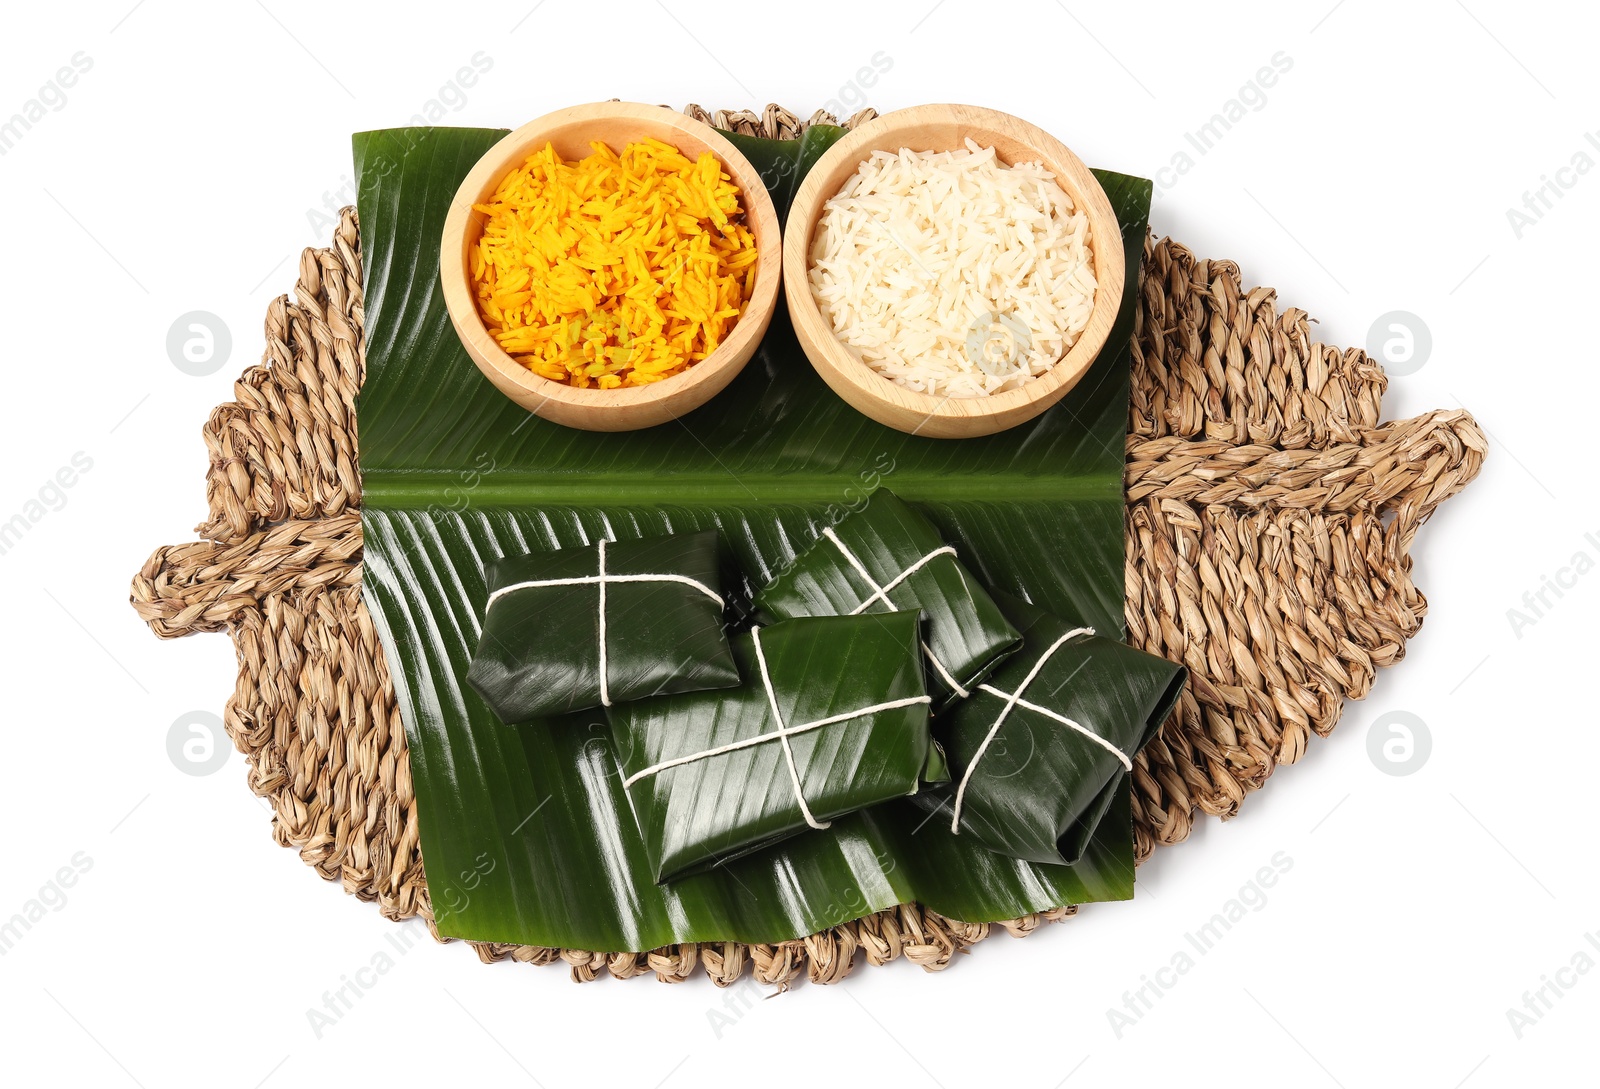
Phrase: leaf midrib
[{"left": 360, "top": 470, "right": 1121, "bottom": 508}]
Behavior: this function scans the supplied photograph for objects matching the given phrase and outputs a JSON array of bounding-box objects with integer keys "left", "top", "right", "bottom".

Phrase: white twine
[
  {"left": 820, "top": 528, "right": 969, "bottom": 698},
  {"left": 621, "top": 625, "right": 932, "bottom": 830},
  {"left": 598, "top": 539, "right": 608, "bottom": 706},
  {"left": 949, "top": 626, "right": 1131, "bottom": 834},
  {"left": 484, "top": 539, "right": 724, "bottom": 708},
  {"left": 753, "top": 625, "right": 828, "bottom": 830}
]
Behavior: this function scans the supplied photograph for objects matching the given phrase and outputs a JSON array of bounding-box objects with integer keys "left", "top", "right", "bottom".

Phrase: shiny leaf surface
[{"left": 355, "top": 123, "right": 1154, "bottom": 949}]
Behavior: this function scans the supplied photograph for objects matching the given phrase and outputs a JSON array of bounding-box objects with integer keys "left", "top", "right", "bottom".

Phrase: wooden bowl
[
  {"left": 440, "top": 102, "right": 781, "bottom": 432},
  {"left": 782, "top": 104, "right": 1125, "bottom": 439}
]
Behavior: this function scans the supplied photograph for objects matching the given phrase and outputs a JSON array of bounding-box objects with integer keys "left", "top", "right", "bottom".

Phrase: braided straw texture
[{"left": 129, "top": 104, "right": 1483, "bottom": 985}]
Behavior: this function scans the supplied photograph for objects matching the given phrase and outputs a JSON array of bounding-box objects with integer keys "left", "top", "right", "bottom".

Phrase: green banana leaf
[
  {"left": 611, "top": 611, "right": 933, "bottom": 883},
  {"left": 910, "top": 594, "right": 1188, "bottom": 866},
  {"left": 355, "top": 121, "right": 1155, "bottom": 951},
  {"left": 466, "top": 530, "right": 738, "bottom": 722},
  {"left": 753, "top": 489, "right": 1021, "bottom": 706}
]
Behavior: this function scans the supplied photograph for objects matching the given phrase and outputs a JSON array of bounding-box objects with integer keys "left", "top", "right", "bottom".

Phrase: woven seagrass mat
[{"left": 129, "top": 103, "right": 1485, "bottom": 985}]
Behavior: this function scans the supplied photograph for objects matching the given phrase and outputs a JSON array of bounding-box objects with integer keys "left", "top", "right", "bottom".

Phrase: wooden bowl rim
[
  {"left": 781, "top": 103, "right": 1126, "bottom": 430},
  {"left": 439, "top": 101, "right": 781, "bottom": 419}
]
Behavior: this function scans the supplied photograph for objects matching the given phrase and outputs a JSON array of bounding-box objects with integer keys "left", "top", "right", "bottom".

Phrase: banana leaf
[
  {"left": 910, "top": 594, "right": 1186, "bottom": 866},
  {"left": 355, "top": 121, "right": 1156, "bottom": 950},
  {"left": 753, "top": 489, "right": 1020, "bottom": 706},
  {"left": 611, "top": 612, "right": 933, "bottom": 883},
  {"left": 466, "top": 530, "right": 738, "bottom": 722}
]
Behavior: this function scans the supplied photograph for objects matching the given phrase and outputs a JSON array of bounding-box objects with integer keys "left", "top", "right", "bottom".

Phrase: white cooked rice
[{"left": 808, "top": 139, "right": 1096, "bottom": 399}]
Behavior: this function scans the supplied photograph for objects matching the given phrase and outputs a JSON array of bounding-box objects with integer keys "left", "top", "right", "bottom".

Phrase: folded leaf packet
[
  {"left": 753, "top": 490, "right": 1021, "bottom": 706},
  {"left": 465, "top": 531, "right": 739, "bottom": 723},
  {"left": 913, "top": 595, "right": 1187, "bottom": 867},
  {"left": 610, "top": 611, "right": 934, "bottom": 883}
]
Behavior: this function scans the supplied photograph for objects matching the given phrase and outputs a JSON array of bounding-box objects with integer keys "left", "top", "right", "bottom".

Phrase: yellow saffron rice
[{"left": 471, "top": 138, "right": 758, "bottom": 389}]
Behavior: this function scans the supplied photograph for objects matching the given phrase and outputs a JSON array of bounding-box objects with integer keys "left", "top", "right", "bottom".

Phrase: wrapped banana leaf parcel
[
  {"left": 465, "top": 531, "right": 739, "bottom": 723},
  {"left": 912, "top": 594, "right": 1187, "bottom": 867},
  {"left": 609, "top": 611, "right": 941, "bottom": 884},
  {"left": 753, "top": 489, "right": 1021, "bottom": 707}
]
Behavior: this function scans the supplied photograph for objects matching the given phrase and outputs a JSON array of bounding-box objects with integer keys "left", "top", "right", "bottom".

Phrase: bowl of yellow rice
[{"left": 440, "top": 101, "right": 781, "bottom": 432}]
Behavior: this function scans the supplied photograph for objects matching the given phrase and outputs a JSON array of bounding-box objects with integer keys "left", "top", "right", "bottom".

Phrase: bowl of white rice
[{"left": 783, "top": 104, "right": 1125, "bottom": 438}]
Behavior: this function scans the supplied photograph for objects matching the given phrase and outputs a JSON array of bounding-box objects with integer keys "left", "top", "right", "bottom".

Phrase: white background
[{"left": 1, "top": 1, "right": 1594, "bottom": 1086}]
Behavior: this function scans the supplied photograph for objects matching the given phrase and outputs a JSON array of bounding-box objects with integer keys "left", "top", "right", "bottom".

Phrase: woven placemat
[{"left": 129, "top": 104, "right": 1485, "bottom": 985}]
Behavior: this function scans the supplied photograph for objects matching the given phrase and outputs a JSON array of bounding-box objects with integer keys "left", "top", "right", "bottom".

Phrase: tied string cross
[
  {"left": 484, "top": 539, "right": 724, "bottom": 708},
  {"left": 622, "top": 626, "right": 932, "bottom": 830},
  {"left": 950, "top": 626, "right": 1133, "bottom": 833},
  {"left": 820, "top": 528, "right": 970, "bottom": 698}
]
